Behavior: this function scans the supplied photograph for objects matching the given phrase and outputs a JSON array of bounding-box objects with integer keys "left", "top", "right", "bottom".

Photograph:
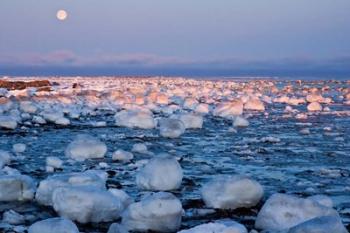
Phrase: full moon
[{"left": 56, "top": 10, "right": 68, "bottom": 21}]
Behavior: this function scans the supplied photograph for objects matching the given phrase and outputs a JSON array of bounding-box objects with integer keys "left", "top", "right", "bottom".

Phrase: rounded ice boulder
[
  {"left": 159, "top": 118, "right": 186, "bottom": 138},
  {"left": 115, "top": 109, "right": 155, "bottom": 129},
  {"left": 255, "top": 193, "right": 340, "bottom": 231},
  {"left": 28, "top": 217, "right": 79, "bottom": 233},
  {"left": 0, "top": 115, "right": 17, "bottom": 130},
  {"left": 65, "top": 134, "right": 107, "bottom": 161},
  {"left": 136, "top": 155, "right": 183, "bottom": 191},
  {"left": 122, "top": 192, "right": 182, "bottom": 232},
  {"left": 52, "top": 186, "right": 125, "bottom": 223},
  {"left": 201, "top": 175, "right": 263, "bottom": 209}
]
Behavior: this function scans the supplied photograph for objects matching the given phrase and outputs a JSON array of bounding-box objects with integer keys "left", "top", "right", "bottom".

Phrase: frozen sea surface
[{"left": 0, "top": 77, "right": 349, "bottom": 232}]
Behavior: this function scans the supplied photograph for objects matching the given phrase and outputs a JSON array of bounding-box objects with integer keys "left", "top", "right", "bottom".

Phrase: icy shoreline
[{"left": 0, "top": 76, "right": 349, "bottom": 232}]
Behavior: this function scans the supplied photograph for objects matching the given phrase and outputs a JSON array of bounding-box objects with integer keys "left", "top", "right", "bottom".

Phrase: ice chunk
[
  {"left": 255, "top": 193, "right": 339, "bottom": 231},
  {"left": 12, "top": 143, "right": 26, "bottom": 153},
  {"left": 136, "top": 155, "right": 183, "bottom": 191},
  {"left": 0, "top": 150, "right": 11, "bottom": 168},
  {"left": 0, "top": 174, "right": 36, "bottom": 201},
  {"left": 122, "top": 192, "right": 182, "bottom": 232},
  {"left": 2, "top": 210, "right": 25, "bottom": 225},
  {"left": 307, "top": 195, "right": 333, "bottom": 208},
  {"left": 65, "top": 134, "right": 107, "bottom": 161},
  {"left": 109, "top": 188, "right": 133, "bottom": 209},
  {"left": 233, "top": 116, "right": 249, "bottom": 127},
  {"left": 213, "top": 100, "right": 243, "bottom": 118},
  {"left": 201, "top": 175, "right": 263, "bottom": 209},
  {"left": 307, "top": 102, "right": 322, "bottom": 111},
  {"left": 55, "top": 117, "right": 70, "bottom": 126},
  {"left": 19, "top": 101, "right": 37, "bottom": 114},
  {"left": 112, "top": 149, "right": 134, "bottom": 162},
  {"left": 35, "top": 170, "right": 107, "bottom": 206},
  {"left": 115, "top": 110, "right": 155, "bottom": 129},
  {"left": 53, "top": 186, "right": 125, "bottom": 223},
  {"left": 178, "top": 220, "right": 248, "bottom": 233},
  {"left": 107, "top": 223, "right": 129, "bottom": 233},
  {"left": 244, "top": 98, "right": 265, "bottom": 111},
  {"left": 28, "top": 217, "right": 79, "bottom": 233},
  {"left": 46, "top": 156, "right": 63, "bottom": 169},
  {"left": 0, "top": 115, "right": 17, "bottom": 129},
  {"left": 132, "top": 143, "right": 148, "bottom": 154},
  {"left": 194, "top": 103, "right": 209, "bottom": 114},
  {"left": 178, "top": 113, "right": 203, "bottom": 129},
  {"left": 159, "top": 118, "right": 186, "bottom": 138},
  {"left": 288, "top": 216, "right": 348, "bottom": 233}
]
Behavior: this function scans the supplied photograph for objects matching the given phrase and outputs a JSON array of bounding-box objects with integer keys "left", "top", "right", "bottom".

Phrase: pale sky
[{"left": 0, "top": 0, "right": 349, "bottom": 76}]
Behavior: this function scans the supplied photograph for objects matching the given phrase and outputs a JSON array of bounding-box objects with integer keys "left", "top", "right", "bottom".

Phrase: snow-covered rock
[
  {"left": 12, "top": 143, "right": 26, "bottom": 153},
  {"left": 0, "top": 115, "right": 17, "bottom": 129},
  {"left": 178, "top": 220, "right": 248, "bottom": 233},
  {"left": 35, "top": 170, "right": 107, "bottom": 206},
  {"left": 53, "top": 186, "right": 125, "bottom": 223},
  {"left": 288, "top": 216, "right": 348, "bottom": 233},
  {"left": 122, "top": 192, "right": 182, "bottom": 232},
  {"left": 255, "top": 193, "right": 340, "bottom": 231},
  {"left": 112, "top": 149, "right": 134, "bottom": 162},
  {"left": 115, "top": 110, "right": 155, "bottom": 129},
  {"left": 201, "top": 175, "right": 263, "bottom": 209},
  {"left": 307, "top": 102, "right": 322, "bottom": 111},
  {"left": 136, "top": 155, "right": 183, "bottom": 191},
  {"left": 28, "top": 217, "right": 79, "bottom": 233},
  {"left": 233, "top": 116, "right": 249, "bottom": 127},
  {"left": 177, "top": 113, "right": 203, "bottom": 129},
  {"left": 213, "top": 100, "right": 244, "bottom": 118},
  {"left": 65, "top": 134, "right": 107, "bottom": 161},
  {"left": 159, "top": 118, "right": 186, "bottom": 138},
  {"left": 0, "top": 174, "right": 36, "bottom": 201}
]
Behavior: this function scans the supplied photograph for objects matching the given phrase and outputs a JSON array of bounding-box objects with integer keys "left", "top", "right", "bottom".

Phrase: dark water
[{"left": 1, "top": 100, "right": 350, "bottom": 232}]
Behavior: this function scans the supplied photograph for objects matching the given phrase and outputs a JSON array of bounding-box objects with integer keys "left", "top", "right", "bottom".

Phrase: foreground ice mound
[
  {"left": 0, "top": 173, "right": 36, "bottom": 201},
  {"left": 201, "top": 175, "right": 263, "bottom": 209},
  {"left": 28, "top": 217, "right": 79, "bottom": 233},
  {"left": 0, "top": 115, "right": 17, "bottom": 129},
  {"left": 115, "top": 109, "right": 155, "bottom": 129},
  {"left": 53, "top": 186, "right": 125, "bottom": 223},
  {"left": 65, "top": 134, "right": 107, "bottom": 161},
  {"left": 288, "top": 216, "right": 348, "bottom": 233},
  {"left": 159, "top": 118, "right": 186, "bottom": 138},
  {"left": 178, "top": 113, "right": 203, "bottom": 129},
  {"left": 35, "top": 170, "right": 107, "bottom": 206},
  {"left": 136, "top": 155, "right": 183, "bottom": 191},
  {"left": 178, "top": 220, "right": 248, "bottom": 233},
  {"left": 122, "top": 192, "right": 182, "bottom": 232},
  {"left": 255, "top": 193, "right": 339, "bottom": 231},
  {"left": 213, "top": 100, "right": 243, "bottom": 118}
]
